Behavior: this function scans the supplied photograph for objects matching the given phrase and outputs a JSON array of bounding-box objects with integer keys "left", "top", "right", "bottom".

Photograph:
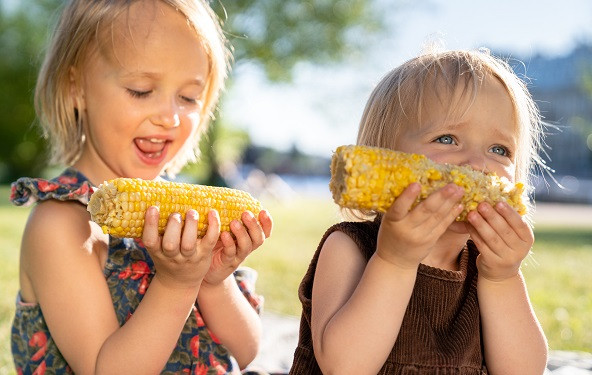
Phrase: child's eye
[
  {"left": 434, "top": 135, "right": 455, "bottom": 145},
  {"left": 180, "top": 95, "right": 197, "bottom": 104},
  {"left": 490, "top": 145, "right": 510, "bottom": 157},
  {"left": 127, "top": 89, "right": 151, "bottom": 98}
]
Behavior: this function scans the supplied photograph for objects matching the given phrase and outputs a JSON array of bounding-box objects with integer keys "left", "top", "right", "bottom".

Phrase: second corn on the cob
[
  {"left": 88, "top": 178, "right": 262, "bottom": 238},
  {"left": 330, "top": 145, "right": 526, "bottom": 220}
]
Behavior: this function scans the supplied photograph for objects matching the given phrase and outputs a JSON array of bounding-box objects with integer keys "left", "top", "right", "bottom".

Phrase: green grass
[{"left": 0, "top": 184, "right": 590, "bottom": 373}]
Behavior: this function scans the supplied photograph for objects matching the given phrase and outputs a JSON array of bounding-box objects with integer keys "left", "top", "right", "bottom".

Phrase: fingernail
[
  {"left": 478, "top": 203, "right": 489, "bottom": 213},
  {"left": 187, "top": 209, "right": 198, "bottom": 220}
]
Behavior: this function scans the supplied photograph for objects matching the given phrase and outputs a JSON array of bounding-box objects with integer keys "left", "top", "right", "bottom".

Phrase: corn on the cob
[
  {"left": 87, "top": 178, "right": 262, "bottom": 238},
  {"left": 330, "top": 145, "right": 526, "bottom": 220}
]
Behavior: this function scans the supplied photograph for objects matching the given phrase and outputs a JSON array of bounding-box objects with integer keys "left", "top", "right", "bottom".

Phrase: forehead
[
  {"left": 95, "top": 1, "right": 203, "bottom": 64},
  {"left": 418, "top": 69, "right": 517, "bottom": 130}
]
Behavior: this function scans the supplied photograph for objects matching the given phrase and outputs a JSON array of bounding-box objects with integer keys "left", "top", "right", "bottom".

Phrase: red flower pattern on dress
[
  {"left": 190, "top": 335, "right": 200, "bottom": 357},
  {"left": 118, "top": 267, "right": 132, "bottom": 279},
  {"left": 138, "top": 274, "right": 149, "bottom": 295},
  {"left": 131, "top": 260, "right": 150, "bottom": 279},
  {"left": 195, "top": 310, "right": 205, "bottom": 327},
  {"left": 29, "top": 331, "right": 47, "bottom": 361},
  {"left": 10, "top": 185, "right": 16, "bottom": 201},
  {"left": 71, "top": 184, "right": 90, "bottom": 196},
  {"left": 56, "top": 175, "right": 78, "bottom": 184},
  {"left": 37, "top": 180, "right": 60, "bottom": 193},
  {"left": 32, "top": 360, "right": 46, "bottom": 375},
  {"left": 194, "top": 363, "right": 208, "bottom": 375},
  {"left": 207, "top": 328, "right": 221, "bottom": 344},
  {"left": 209, "top": 353, "right": 227, "bottom": 374}
]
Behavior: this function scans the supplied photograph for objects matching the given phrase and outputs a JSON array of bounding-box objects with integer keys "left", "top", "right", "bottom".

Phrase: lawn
[{"left": 0, "top": 185, "right": 590, "bottom": 373}]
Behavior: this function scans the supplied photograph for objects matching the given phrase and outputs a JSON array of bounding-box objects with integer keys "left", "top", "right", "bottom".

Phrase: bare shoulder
[
  {"left": 313, "top": 230, "right": 367, "bottom": 298},
  {"left": 20, "top": 199, "right": 108, "bottom": 303},
  {"left": 318, "top": 230, "right": 366, "bottom": 272}
]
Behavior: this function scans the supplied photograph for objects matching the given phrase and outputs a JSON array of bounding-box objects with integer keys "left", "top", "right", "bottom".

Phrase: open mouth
[{"left": 134, "top": 137, "right": 169, "bottom": 162}]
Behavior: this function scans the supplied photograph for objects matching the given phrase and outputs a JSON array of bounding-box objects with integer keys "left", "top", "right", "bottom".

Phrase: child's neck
[{"left": 422, "top": 232, "right": 470, "bottom": 271}]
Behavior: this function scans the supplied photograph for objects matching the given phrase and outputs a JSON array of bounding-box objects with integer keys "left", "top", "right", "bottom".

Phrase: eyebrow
[{"left": 120, "top": 71, "right": 206, "bottom": 87}]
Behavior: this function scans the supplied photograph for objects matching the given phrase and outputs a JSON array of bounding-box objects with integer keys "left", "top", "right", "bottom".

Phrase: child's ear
[{"left": 69, "top": 66, "right": 85, "bottom": 112}]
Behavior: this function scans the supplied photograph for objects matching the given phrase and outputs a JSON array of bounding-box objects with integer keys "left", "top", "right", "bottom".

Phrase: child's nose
[
  {"left": 460, "top": 152, "right": 489, "bottom": 173},
  {"left": 151, "top": 101, "right": 180, "bottom": 128}
]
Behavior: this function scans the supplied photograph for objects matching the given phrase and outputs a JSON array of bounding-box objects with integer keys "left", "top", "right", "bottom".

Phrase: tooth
[{"left": 149, "top": 138, "right": 164, "bottom": 143}]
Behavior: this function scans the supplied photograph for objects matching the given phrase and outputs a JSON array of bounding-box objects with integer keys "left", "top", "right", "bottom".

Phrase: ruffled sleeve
[{"left": 10, "top": 168, "right": 95, "bottom": 207}]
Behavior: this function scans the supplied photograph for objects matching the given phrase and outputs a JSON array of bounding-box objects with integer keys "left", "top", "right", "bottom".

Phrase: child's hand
[
  {"left": 142, "top": 207, "right": 221, "bottom": 289},
  {"left": 377, "top": 183, "right": 465, "bottom": 269},
  {"left": 466, "top": 201, "right": 534, "bottom": 282},
  {"left": 203, "top": 209, "right": 272, "bottom": 286}
]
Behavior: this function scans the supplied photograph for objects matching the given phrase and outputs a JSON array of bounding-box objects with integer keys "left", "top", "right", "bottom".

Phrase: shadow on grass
[{"left": 534, "top": 227, "right": 592, "bottom": 248}]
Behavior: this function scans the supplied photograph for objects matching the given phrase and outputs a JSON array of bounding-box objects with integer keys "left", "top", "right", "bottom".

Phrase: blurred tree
[
  {"left": 196, "top": 0, "right": 385, "bottom": 184},
  {"left": 0, "top": 0, "right": 61, "bottom": 182},
  {"left": 0, "top": 0, "right": 386, "bottom": 184}
]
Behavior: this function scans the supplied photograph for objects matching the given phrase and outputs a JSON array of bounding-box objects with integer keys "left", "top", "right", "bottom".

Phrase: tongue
[{"left": 135, "top": 138, "right": 166, "bottom": 154}]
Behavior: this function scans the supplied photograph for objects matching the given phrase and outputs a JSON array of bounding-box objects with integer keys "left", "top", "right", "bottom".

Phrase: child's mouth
[{"left": 134, "top": 138, "right": 168, "bottom": 160}]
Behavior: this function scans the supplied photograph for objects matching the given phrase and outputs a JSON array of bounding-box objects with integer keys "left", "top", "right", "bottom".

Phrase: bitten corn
[
  {"left": 329, "top": 145, "right": 526, "bottom": 220},
  {"left": 88, "top": 178, "right": 262, "bottom": 238}
]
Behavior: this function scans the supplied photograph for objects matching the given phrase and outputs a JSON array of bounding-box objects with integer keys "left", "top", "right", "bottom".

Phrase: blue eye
[
  {"left": 434, "top": 135, "right": 455, "bottom": 145},
  {"left": 490, "top": 145, "right": 509, "bottom": 156}
]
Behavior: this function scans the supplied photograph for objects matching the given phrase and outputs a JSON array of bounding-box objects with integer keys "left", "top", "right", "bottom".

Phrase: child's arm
[
  {"left": 197, "top": 210, "right": 273, "bottom": 368},
  {"left": 22, "top": 202, "right": 221, "bottom": 374},
  {"left": 311, "top": 183, "right": 465, "bottom": 374},
  {"left": 467, "top": 202, "right": 548, "bottom": 375}
]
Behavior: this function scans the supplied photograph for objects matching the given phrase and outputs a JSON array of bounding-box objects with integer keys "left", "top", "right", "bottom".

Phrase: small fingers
[
  {"left": 142, "top": 206, "right": 161, "bottom": 250},
  {"left": 412, "top": 183, "right": 464, "bottom": 225},
  {"left": 494, "top": 202, "right": 534, "bottom": 244},
  {"left": 242, "top": 211, "right": 266, "bottom": 248},
  {"left": 201, "top": 210, "right": 221, "bottom": 249},
  {"left": 258, "top": 210, "right": 273, "bottom": 238},
  {"left": 161, "top": 212, "right": 183, "bottom": 257},
  {"left": 219, "top": 231, "right": 238, "bottom": 261},
  {"left": 386, "top": 183, "right": 421, "bottom": 220},
  {"left": 180, "top": 209, "right": 199, "bottom": 257}
]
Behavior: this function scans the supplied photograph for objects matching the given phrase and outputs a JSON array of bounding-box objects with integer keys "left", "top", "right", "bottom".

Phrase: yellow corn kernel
[
  {"left": 88, "top": 178, "right": 262, "bottom": 238},
  {"left": 329, "top": 145, "right": 526, "bottom": 220}
]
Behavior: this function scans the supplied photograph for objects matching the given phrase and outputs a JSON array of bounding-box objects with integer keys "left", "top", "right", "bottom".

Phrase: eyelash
[
  {"left": 126, "top": 89, "right": 198, "bottom": 104},
  {"left": 490, "top": 145, "right": 512, "bottom": 157},
  {"left": 434, "top": 135, "right": 455, "bottom": 145},
  {"left": 127, "top": 89, "right": 151, "bottom": 98}
]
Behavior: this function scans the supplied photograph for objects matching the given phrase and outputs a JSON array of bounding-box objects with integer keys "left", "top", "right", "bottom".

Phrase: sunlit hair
[
  {"left": 34, "top": 0, "right": 230, "bottom": 177},
  {"left": 355, "top": 47, "right": 546, "bottom": 223}
]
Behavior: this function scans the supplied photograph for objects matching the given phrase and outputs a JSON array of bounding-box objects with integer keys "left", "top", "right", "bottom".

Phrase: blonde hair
[
  {"left": 356, "top": 47, "right": 545, "bottom": 221},
  {"left": 34, "top": 0, "right": 230, "bottom": 177}
]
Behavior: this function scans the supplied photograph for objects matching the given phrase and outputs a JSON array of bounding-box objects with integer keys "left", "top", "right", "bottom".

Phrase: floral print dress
[{"left": 10, "top": 168, "right": 264, "bottom": 375}]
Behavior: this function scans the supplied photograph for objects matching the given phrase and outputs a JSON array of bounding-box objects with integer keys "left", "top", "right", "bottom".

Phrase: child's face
[
  {"left": 73, "top": 1, "right": 209, "bottom": 181},
  {"left": 396, "top": 76, "right": 518, "bottom": 182}
]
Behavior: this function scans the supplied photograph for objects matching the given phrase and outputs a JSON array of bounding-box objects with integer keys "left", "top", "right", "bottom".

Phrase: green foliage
[
  {"left": 210, "top": 0, "right": 383, "bottom": 81},
  {"left": 0, "top": 0, "right": 62, "bottom": 182}
]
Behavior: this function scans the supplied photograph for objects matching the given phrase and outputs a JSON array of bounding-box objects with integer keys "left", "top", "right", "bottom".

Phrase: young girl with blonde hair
[
  {"left": 291, "top": 47, "right": 548, "bottom": 374},
  {"left": 10, "top": 0, "right": 272, "bottom": 373}
]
